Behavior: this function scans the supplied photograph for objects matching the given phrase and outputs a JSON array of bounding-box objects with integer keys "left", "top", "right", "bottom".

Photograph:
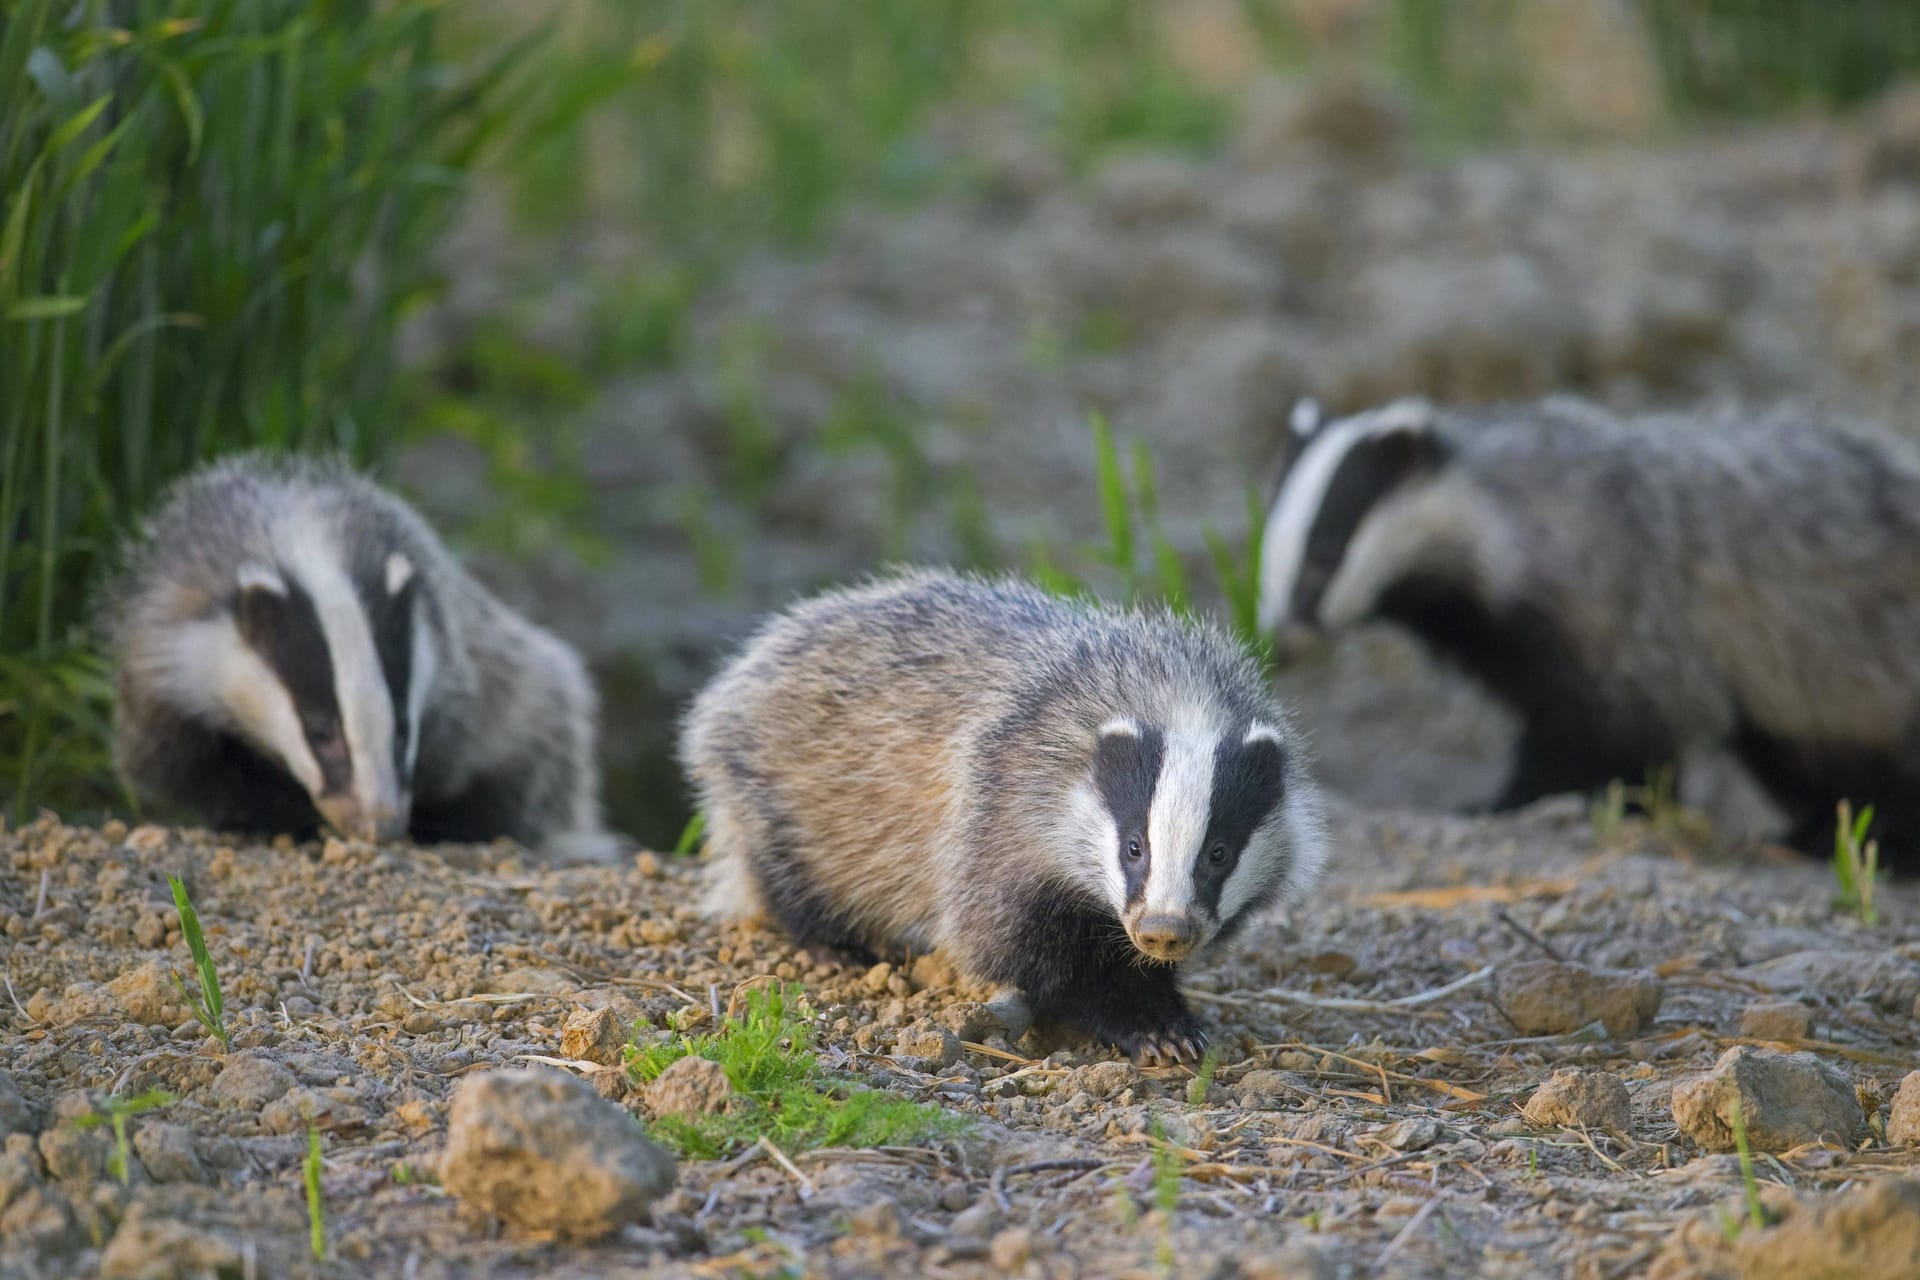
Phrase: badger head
[
  {"left": 1068, "top": 717, "right": 1324, "bottom": 965},
  {"left": 1257, "top": 398, "right": 1451, "bottom": 647},
  {"left": 151, "top": 527, "right": 437, "bottom": 842}
]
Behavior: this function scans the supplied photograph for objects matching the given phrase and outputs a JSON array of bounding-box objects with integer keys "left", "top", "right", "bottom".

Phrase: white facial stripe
[
  {"left": 236, "top": 561, "right": 286, "bottom": 595},
  {"left": 1257, "top": 398, "right": 1434, "bottom": 632},
  {"left": 1099, "top": 717, "right": 1141, "bottom": 738},
  {"left": 1063, "top": 780, "right": 1128, "bottom": 909},
  {"left": 140, "top": 617, "right": 324, "bottom": 795},
  {"left": 278, "top": 511, "right": 400, "bottom": 823},
  {"left": 1143, "top": 731, "right": 1216, "bottom": 916},
  {"left": 385, "top": 552, "right": 414, "bottom": 596},
  {"left": 405, "top": 609, "right": 436, "bottom": 780}
]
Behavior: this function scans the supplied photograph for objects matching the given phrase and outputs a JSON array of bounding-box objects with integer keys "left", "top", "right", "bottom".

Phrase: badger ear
[{"left": 233, "top": 562, "right": 288, "bottom": 647}]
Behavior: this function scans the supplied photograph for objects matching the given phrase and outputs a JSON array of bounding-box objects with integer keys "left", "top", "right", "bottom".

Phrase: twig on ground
[
  {"left": 758, "top": 1135, "right": 816, "bottom": 1199},
  {"left": 1495, "top": 908, "right": 1565, "bottom": 962},
  {"left": 1374, "top": 1194, "right": 1443, "bottom": 1270},
  {"left": 1194, "top": 965, "right": 1493, "bottom": 1015}
]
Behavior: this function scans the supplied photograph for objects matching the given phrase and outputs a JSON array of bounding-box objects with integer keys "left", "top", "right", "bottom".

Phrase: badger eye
[
  {"left": 1126, "top": 837, "right": 1142, "bottom": 860},
  {"left": 1208, "top": 843, "right": 1228, "bottom": 864},
  {"left": 302, "top": 712, "right": 339, "bottom": 745}
]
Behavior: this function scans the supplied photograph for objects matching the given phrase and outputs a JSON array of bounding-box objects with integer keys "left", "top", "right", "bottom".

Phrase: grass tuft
[
  {"left": 1832, "top": 800, "right": 1879, "bottom": 926},
  {"left": 673, "top": 809, "right": 708, "bottom": 858},
  {"left": 166, "top": 874, "right": 228, "bottom": 1052},
  {"left": 1718, "top": 1094, "right": 1773, "bottom": 1240},
  {"left": 625, "top": 985, "right": 965, "bottom": 1160},
  {"left": 304, "top": 1124, "right": 327, "bottom": 1261},
  {"left": 73, "top": 1088, "right": 174, "bottom": 1186},
  {"left": 1186, "top": 1048, "right": 1220, "bottom": 1107}
]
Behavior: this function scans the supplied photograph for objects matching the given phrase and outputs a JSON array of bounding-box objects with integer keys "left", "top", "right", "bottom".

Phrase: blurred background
[{"left": 9, "top": 0, "right": 1920, "bottom": 847}]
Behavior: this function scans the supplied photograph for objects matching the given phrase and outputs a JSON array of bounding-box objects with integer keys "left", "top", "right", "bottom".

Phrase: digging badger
[
  {"left": 105, "top": 453, "right": 615, "bottom": 860},
  {"left": 1259, "top": 397, "right": 1920, "bottom": 862},
  {"left": 682, "top": 570, "right": 1328, "bottom": 1065}
]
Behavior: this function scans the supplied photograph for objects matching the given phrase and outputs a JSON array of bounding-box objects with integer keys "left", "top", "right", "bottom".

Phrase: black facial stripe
[
  {"left": 235, "top": 575, "right": 350, "bottom": 796},
  {"left": 1290, "top": 430, "right": 1446, "bottom": 625},
  {"left": 1192, "top": 735, "right": 1287, "bottom": 916},
  {"left": 1093, "top": 727, "right": 1165, "bottom": 906},
  {"left": 355, "top": 568, "right": 417, "bottom": 782}
]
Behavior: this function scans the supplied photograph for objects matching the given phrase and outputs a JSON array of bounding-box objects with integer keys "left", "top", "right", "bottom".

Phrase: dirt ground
[{"left": 3, "top": 800, "right": 1916, "bottom": 1279}]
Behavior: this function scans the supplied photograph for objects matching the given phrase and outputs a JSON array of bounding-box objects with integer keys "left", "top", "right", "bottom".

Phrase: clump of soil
[{"left": 2, "top": 804, "right": 1916, "bottom": 1277}]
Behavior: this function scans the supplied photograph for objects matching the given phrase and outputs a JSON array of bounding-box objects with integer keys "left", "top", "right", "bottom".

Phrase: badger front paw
[{"left": 1120, "top": 1022, "right": 1209, "bottom": 1068}]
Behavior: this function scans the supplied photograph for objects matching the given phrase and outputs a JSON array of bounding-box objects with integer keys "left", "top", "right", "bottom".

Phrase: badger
[
  {"left": 104, "top": 452, "right": 617, "bottom": 861},
  {"left": 1257, "top": 396, "right": 1920, "bottom": 862},
  {"left": 681, "top": 569, "right": 1328, "bottom": 1065}
]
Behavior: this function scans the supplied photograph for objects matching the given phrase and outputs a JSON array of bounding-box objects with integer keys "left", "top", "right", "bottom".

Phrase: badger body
[
  {"left": 682, "top": 569, "right": 1327, "bottom": 1064},
  {"left": 105, "top": 453, "right": 615, "bottom": 860},
  {"left": 1258, "top": 398, "right": 1920, "bottom": 860}
]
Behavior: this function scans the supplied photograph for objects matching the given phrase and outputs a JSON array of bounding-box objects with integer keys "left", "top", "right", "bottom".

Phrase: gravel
[{"left": 1, "top": 779, "right": 1915, "bottom": 1275}]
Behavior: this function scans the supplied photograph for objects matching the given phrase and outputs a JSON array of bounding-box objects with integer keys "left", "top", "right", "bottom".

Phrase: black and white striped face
[
  {"left": 204, "top": 534, "right": 434, "bottom": 841},
  {"left": 1077, "top": 717, "right": 1297, "bottom": 963},
  {"left": 1258, "top": 399, "right": 1447, "bottom": 639}
]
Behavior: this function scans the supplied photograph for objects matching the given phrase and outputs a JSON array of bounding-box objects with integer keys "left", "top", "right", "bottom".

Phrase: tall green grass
[{"left": 1, "top": 1, "right": 524, "bottom": 822}]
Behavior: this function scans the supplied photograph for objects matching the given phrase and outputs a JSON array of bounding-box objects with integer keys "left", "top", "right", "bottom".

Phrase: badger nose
[{"left": 1132, "top": 914, "right": 1198, "bottom": 961}]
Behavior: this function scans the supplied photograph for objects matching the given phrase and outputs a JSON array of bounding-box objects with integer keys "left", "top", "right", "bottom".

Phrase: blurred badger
[
  {"left": 1258, "top": 397, "right": 1920, "bottom": 862},
  {"left": 105, "top": 453, "right": 617, "bottom": 860}
]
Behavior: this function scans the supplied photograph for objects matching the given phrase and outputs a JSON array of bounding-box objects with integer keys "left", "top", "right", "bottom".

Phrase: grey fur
[
  {"left": 104, "top": 452, "right": 615, "bottom": 860},
  {"left": 682, "top": 568, "right": 1327, "bottom": 1062},
  {"left": 1260, "top": 397, "right": 1920, "bottom": 854}
]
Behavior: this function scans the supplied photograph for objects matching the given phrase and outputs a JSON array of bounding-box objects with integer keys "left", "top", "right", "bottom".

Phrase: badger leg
[
  {"left": 1731, "top": 720, "right": 1920, "bottom": 869},
  {"left": 1493, "top": 712, "right": 1674, "bottom": 811},
  {"left": 971, "top": 897, "right": 1206, "bottom": 1066}
]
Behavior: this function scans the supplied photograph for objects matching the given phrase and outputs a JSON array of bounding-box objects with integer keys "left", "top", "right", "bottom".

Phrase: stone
[
  {"left": 1740, "top": 1000, "right": 1814, "bottom": 1042},
  {"left": 1886, "top": 1071, "right": 1920, "bottom": 1147},
  {"left": 206, "top": 1054, "right": 296, "bottom": 1110},
  {"left": 0, "top": 1070, "right": 34, "bottom": 1139},
  {"left": 1233, "top": 1069, "right": 1298, "bottom": 1108},
  {"left": 107, "top": 959, "right": 183, "bottom": 1026},
  {"left": 1077, "top": 1061, "right": 1134, "bottom": 1101},
  {"left": 643, "top": 1056, "right": 732, "bottom": 1119},
  {"left": 848, "top": 1198, "right": 903, "bottom": 1237},
  {"left": 1729, "top": 1177, "right": 1920, "bottom": 1280},
  {"left": 442, "top": 1067, "right": 676, "bottom": 1241},
  {"left": 1376, "top": 1117, "right": 1443, "bottom": 1151},
  {"left": 1670, "top": 1047, "right": 1862, "bottom": 1152},
  {"left": 1522, "top": 1068, "right": 1633, "bottom": 1134},
  {"left": 990, "top": 1225, "right": 1036, "bottom": 1270},
  {"left": 560, "top": 1006, "right": 629, "bottom": 1066},
  {"left": 132, "top": 1123, "right": 205, "bottom": 1185},
  {"left": 1736, "top": 949, "right": 1920, "bottom": 1012},
  {"left": 101, "top": 1203, "right": 244, "bottom": 1280},
  {"left": 934, "top": 1001, "right": 1005, "bottom": 1042},
  {"left": 260, "top": 1086, "right": 368, "bottom": 1135},
  {"left": 894, "top": 1020, "right": 962, "bottom": 1070},
  {"left": 950, "top": 1198, "right": 1002, "bottom": 1240},
  {"left": 1494, "top": 960, "right": 1664, "bottom": 1038}
]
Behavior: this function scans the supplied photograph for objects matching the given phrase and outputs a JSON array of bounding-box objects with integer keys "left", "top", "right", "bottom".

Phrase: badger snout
[
  {"left": 1129, "top": 913, "right": 1200, "bottom": 963},
  {"left": 318, "top": 795, "right": 407, "bottom": 844}
]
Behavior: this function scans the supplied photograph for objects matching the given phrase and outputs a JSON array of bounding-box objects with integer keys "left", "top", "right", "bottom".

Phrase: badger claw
[{"left": 1127, "top": 1028, "right": 1208, "bottom": 1068}]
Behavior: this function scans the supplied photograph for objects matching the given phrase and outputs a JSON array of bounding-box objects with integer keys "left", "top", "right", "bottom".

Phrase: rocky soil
[
  {"left": 4, "top": 805, "right": 1917, "bottom": 1278},
  {"left": 403, "top": 76, "right": 1920, "bottom": 843}
]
